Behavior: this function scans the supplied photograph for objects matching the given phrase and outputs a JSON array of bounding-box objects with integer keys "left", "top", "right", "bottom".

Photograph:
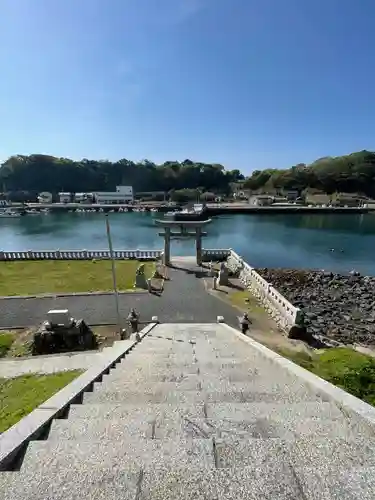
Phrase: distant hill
[
  {"left": 243, "top": 150, "right": 375, "bottom": 197},
  {"left": 0, "top": 155, "right": 243, "bottom": 196},
  {"left": 1, "top": 150, "right": 375, "bottom": 200}
]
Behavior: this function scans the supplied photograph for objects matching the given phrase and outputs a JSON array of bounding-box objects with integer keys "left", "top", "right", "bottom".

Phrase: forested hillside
[
  {"left": 0, "top": 155, "right": 243, "bottom": 195},
  {"left": 243, "top": 150, "right": 375, "bottom": 197},
  {"left": 1, "top": 150, "right": 375, "bottom": 199}
]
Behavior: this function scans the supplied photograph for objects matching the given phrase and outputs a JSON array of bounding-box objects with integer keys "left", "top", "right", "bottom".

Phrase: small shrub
[{"left": 0, "top": 333, "right": 14, "bottom": 357}]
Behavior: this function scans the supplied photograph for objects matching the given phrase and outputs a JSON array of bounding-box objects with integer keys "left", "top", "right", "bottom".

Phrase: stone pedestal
[
  {"left": 216, "top": 262, "right": 229, "bottom": 287},
  {"left": 134, "top": 273, "right": 148, "bottom": 289},
  {"left": 33, "top": 317, "right": 97, "bottom": 355}
]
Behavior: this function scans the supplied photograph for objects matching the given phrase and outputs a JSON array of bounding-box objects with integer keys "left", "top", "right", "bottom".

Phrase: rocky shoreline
[{"left": 256, "top": 268, "right": 375, "bottom": 346}]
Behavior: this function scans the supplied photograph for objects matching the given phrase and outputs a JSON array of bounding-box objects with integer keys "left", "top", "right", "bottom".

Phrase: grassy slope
[
  {"left": 0, "top": 260, "right": 155, "bottom": 296},
  {"left": 278, "top": 347, "right": 375, "bottom": 406},
  {"left": 229, "top": 289, "right": 268, "bottom": 315},
  {"left": 0, "top": 370, "right": 82, "bottom": 433}
]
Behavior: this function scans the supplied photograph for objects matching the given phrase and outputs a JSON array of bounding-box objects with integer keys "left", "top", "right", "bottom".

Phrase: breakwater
[
  {"left": 257, "top": 268, "right": 375, "bottom": 346},
  {"left": 25, "top": 202, "right": 372, "bottom": 215}
]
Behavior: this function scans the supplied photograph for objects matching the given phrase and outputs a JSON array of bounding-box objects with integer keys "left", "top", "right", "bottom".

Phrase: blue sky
[{"left": 1, "top": 0, "right": 375, "bottom": 173}]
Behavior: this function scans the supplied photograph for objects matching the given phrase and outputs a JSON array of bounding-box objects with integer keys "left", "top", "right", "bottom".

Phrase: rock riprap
[{"left": 256, "top": 268, "right": 375, "bottom": 346}]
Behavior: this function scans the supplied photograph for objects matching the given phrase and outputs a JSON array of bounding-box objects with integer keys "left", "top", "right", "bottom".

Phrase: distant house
[
  {"left": 332, "top": 193, "right": 362, "bottom": 207},
  {"left": 305, "top": 193, "right": 331, "bottom": 206},
  {"left": 231, "top": 182, "right": 252, "bottom": 200},
  {"left": 283, "top": 190, "right": 299, "bottom": 200},
  {"left": 59, "top": 192, "right": 71, "bottom": 203},
  {"left": 93, "top": 186, "right": 134, "bottom": 204},
  {"left": 249, "top": 195, "right": 274, "bottom": 206},
  {"left": 37, "top": 192, "right": 53, "bottom": 203}
]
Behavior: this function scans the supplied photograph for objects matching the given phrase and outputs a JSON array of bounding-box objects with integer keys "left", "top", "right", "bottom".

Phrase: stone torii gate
[{"left": 155, "top": 219, "right": 212, "bottom": 266}]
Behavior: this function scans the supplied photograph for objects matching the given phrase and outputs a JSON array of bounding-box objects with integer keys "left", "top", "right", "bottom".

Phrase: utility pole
[{"left": 105, "top": 215, "right": 122, "bottom": 337}]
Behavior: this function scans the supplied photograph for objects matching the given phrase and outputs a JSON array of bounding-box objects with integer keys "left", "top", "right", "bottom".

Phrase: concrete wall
[
  {"left": 226, "top": 250, "right": 301, "bottom": 332},
  {"left": 201, "top": 249, "right": 231, "bottom": 262}
]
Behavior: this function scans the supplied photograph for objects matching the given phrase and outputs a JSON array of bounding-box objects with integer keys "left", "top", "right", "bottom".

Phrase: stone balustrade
[
  {"left": 0, "top": 250, "right": 163, "bottom": 261},
  {"left": 201, "top": 249, "right": 231, "bottom": 261},
  {"left": 226, "top": 250, "right": 302, "bottom": 332}
]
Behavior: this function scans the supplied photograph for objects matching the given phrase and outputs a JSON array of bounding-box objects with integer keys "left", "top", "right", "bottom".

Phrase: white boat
[
  {"left": 0, "top": 209, "right": 21, "bottom": 218},
  {"left": 26, "top": 209, "right": 41, "bottom": 215}
]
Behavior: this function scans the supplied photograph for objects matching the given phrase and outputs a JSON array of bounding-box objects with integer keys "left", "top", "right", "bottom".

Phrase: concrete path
[
  {"left": 0, "top": 351, "right": 102, "bottom": 378},
  {"left": 1, "top": 323, "right": 374, "bottom": 498},
  {"left": 0, "top": 259, "right": 239, "bottom": 328}
]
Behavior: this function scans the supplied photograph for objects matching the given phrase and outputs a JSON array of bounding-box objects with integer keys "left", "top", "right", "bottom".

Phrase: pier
[{"left": 22, "top": 202, "right": 373, "bottom": 215}]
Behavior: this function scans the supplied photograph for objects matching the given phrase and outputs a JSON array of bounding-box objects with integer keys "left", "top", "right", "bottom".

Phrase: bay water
[{"left": 0, "top": 212, "right": 374, "bottom": 274}]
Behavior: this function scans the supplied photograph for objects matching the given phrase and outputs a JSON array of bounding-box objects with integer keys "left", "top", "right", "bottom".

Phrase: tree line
[
  {"left": 243, "top": 150, "right": 375, "bottom": 198},
  {"left": 1, "top": 150, "right": 375, "bottom": 201},
  {"left": 0, "top": 155, "right": 243, "bottom": 200}
]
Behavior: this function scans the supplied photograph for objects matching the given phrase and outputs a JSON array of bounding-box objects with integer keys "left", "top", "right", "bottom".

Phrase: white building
[
  {"left": 93, "top": 185, "right": 133, "bottom": 204},
  {"left": 58, "top": 192, "right": 71, "bottom": 203}
]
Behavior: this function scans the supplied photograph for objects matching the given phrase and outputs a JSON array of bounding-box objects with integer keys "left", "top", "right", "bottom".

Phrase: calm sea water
[{"left": 0, "top": 212, "right": 374, "bottom": 274}]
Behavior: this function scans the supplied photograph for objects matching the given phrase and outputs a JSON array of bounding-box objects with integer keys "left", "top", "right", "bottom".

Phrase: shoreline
[
  {"left": 23, "top": 202, "right": 373, "bottom": 215},
  {"left": 257, "top": 267, "right": 375, "bottom": 347}
]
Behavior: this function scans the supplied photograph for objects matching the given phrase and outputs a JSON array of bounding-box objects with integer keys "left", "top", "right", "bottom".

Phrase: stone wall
[{"left": 226, "top": 250, "right": 302, "bottom": 332}]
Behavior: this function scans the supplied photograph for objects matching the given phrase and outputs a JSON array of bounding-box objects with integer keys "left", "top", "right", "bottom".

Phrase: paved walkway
[
  {"left": 1, "top": 323, "right": 374, "bottom": 498},
  {"left": 0, "top": 351, "right": 102, "bottom": 378},
  {"left": 0, "top": 259, "right": 239, "bottom": 328}
]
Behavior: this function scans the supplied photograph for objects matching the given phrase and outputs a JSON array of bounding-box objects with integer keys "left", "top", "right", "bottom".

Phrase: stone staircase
[{"left": 1, "top": 323, "right": 375, "bottom": 499}]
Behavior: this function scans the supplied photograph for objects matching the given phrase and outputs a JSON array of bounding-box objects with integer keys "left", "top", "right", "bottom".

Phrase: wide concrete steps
[
  {"left": 3, "top": 464, "right": 375, "bottom": 500},
  {"left": 2, "top": 323, "right": 375, "bottom": 499}
]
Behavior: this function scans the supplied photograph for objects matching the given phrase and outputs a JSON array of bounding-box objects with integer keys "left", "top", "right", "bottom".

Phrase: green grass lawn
[
  {"left": 278, "top": 347, "right": 375, "bottom": 406},
  {"left": 0, "top": 260, "right": 155, "bottom": 296},
  {"left": 0, "top": 371, "right": 82, "bottom": 433}
]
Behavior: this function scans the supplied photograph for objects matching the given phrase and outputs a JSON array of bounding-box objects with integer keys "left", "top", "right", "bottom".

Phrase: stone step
[
  {"left": 21, "top": 435, "right": 375, "bottom": 475},
  {"left": 21, "top": 438, "right": 215, "bottom": 473},
  {"left": 206, "top": 401, "right": 344, "bottom": 421},
  {"left": 105, "top": 363, "right": 199, "bottom": 380},
  {"left": 68, "top": 402, "right": 204, "bottom": 420},
  {"left": 94, "top": 375, "right": 202, "bottom": 393},
  {"left": 83, "top": 389, "right": 206, "bottom": 405},
  {"left": 294, "top": 465, "right": 375, "bottom": 499},
  {"left": 215, "top": 435, "right": 375, "bottom": 469},
  {"left": 47, "top": 414, "right": 359, "bottom": 442},
  {"left": 8, "top": 464, "right": 373, "bottom": 500},
  {"left": 103, "top": 365, "right": 292, "bottom": 385},
  {"left": 82, "top": 386, "right": 318, "bottom": 405},
  {"left": 200, "top": 379, "right": 319, "bottom": 401},
  {"left": 67, "top": 400, "right": 343, "bottom": 421},
  {"left": 95, "top": 370, "right": 315, "bottom": 397},
  {"left": 107, "top": 360, "right": 279, "bottom": 382}
]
